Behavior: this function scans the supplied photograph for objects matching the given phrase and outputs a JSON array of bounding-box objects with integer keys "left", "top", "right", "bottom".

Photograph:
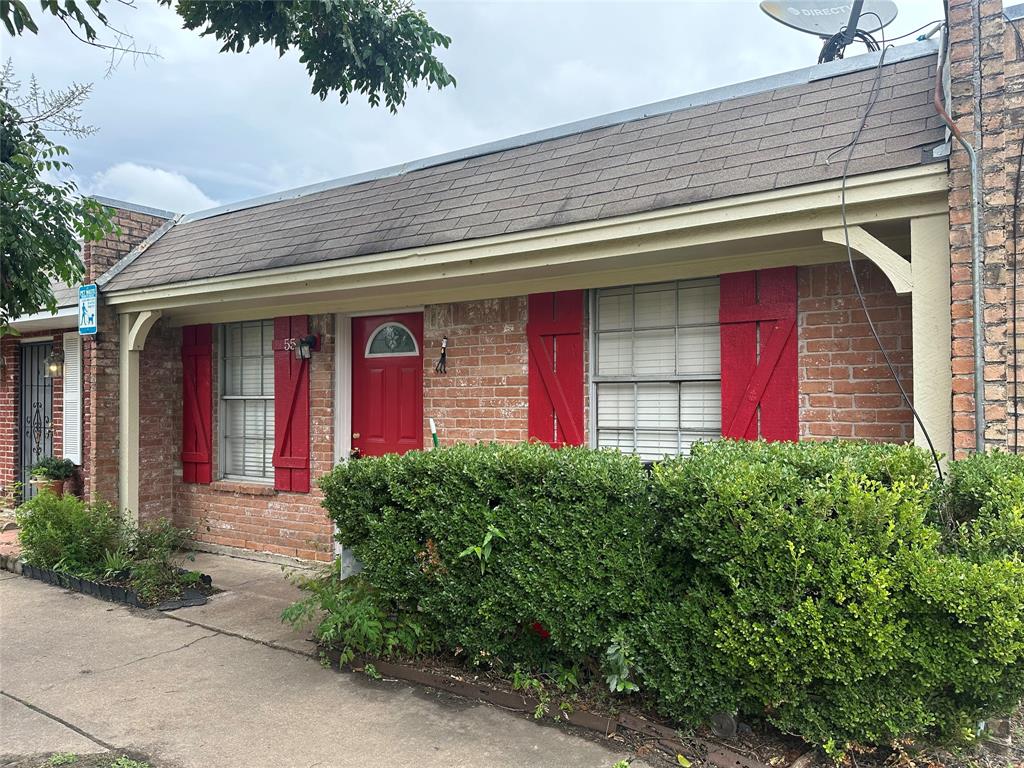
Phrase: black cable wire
[
  {"left": 882, "top": 19, "right": 945, "bottom": 42},
  {"left": 1006, "top": 12, "right": 1024, "bottom": 451},
  {"left": 819, "top": 16, "right": 943, "bottom": 62},
  {"left": 836, "top": 44, "right": 945, "bottom": 478}
]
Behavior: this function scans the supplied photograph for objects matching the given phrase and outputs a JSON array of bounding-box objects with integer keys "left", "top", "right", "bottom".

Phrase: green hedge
[
  {"left": 323, "top": 442, "right": 656, "bottom": 666},
  {"left": 319, "top": 440, "right": 1024, "bottom": 756}
]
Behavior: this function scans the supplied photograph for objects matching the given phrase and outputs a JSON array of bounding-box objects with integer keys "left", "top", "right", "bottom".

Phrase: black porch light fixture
[
  {"left": 44, "top": 347, "right": 64, "bottom": 378},
  {"left": 294, "top": 334, "right": 319, "bottom": 360}
]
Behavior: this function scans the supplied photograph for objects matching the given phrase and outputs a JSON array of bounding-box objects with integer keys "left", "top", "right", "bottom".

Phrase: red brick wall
[
  {"left": 137, "top": 320, "right": 180, "bottom": 522},
  {"left": 423, "top": 298, "right": 529, "bottom": 445},
  {"left": 797, "top": 262, "right": 914, "bottom": 442},
  {"left": 0, "top": 337, "right": 17, "bottom": 499},
  {"left": 172, "top": 314, "right": 335, "bottom": 561}
]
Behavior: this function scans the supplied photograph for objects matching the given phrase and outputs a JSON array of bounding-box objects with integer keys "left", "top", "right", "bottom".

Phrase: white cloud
[
  {"left": 4, "top": 0, "right": 946, "bottom": 207},
  {"left": 85, "top": 162, "right": 218, "bottom": 214}
]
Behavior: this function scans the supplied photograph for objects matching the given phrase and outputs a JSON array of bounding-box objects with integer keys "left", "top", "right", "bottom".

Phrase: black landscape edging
[
  {"left": 321, "top": 649, "right": 767, "bottom": 768},
  {"left": 12, "top": 559, "right": 211, "bottom": 610}
]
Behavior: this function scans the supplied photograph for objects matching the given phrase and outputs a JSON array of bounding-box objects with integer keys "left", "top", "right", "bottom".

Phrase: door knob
[{"left": 352, "top": 432, "right": 360, "bottom": 439}]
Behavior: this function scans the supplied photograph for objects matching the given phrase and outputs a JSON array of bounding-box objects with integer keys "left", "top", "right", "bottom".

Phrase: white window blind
[
  {"left": 62, "top": 332, "right": 82, "bottom": 465},
  {"left": 593, "top": 279, "right": 721, "bottom": 460},
  {"left": 221, "top": 320, "right": 275, "bottom": 480}
]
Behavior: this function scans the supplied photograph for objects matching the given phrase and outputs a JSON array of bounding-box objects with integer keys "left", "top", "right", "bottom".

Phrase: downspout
[{"left": 933, "top": 24, "right": 986, "bottom": 452}]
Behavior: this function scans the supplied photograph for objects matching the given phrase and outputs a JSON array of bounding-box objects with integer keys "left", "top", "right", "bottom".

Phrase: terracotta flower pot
[{"left": 30, "top": 478, "right": 65, "bottom": 496}]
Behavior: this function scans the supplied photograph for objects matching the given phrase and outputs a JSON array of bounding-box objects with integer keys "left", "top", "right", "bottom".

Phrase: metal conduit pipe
[{"left": 933, "top": 24, "right": 986, "bottom": 452}]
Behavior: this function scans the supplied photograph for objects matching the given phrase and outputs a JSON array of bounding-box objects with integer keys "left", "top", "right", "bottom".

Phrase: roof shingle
[{"left": 105, "top": 47, "right": 944, "bottom": 292}]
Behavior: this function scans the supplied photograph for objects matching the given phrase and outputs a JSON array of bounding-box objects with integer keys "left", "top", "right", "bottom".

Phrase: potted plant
[{"left": 29, "top": 457, "right": 76, "bottom": 496}]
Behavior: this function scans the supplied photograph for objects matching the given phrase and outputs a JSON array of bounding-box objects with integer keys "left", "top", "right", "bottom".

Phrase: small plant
[
  {"left": 128, "top": 518, "right": 194, "bottom": 604},
  {"left": 31, "top": 456, "right": 76, "bottom": 480},
  {"left": 102, "top": 548, "right": 132, "bottom": 579},
  {"left": 511, "top": 664, "right": 555, "bottom": 720},
  {"left": 363, "top": 662, "right": 381, "bottom": 680},
  {"left": 282, "top": 562, "right": 434, "bottom": 666},
  {"left": 458, "top": 524, "right": 506, "bottom": 574},
  {"left": 110, "top": 758, "right": 151, "bottom": 768},
  {"left": 604, "top": 629, "right": 639, "bottom": 694},
  {"left": 46, "top": 755, "right": 78, "bottom": 766}
]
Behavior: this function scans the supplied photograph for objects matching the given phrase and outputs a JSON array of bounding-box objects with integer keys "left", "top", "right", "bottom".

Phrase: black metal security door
[{"left": 19, "top": 342, "right": 53, "bottom": 500}]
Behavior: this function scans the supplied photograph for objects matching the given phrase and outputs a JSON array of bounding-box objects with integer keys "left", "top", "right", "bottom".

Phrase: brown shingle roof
[{"left": 105, "top": 46, "right": 945, "bottom": 292}]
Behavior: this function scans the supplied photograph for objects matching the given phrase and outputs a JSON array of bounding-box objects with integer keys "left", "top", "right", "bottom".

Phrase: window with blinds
[
  {"left": 220, "top": 320, "right": 275, "bottom": 480},
  {"left": 593, "top": 279, "right": 721, "bottom": 459}
]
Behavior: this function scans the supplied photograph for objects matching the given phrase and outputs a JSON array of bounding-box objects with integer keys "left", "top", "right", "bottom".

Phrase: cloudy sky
[{"left": 5, "top": 0, "right": 944, "bottom": 214}]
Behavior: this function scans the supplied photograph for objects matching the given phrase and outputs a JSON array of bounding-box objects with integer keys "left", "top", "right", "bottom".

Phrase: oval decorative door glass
[{"left": 352, "top": 313, "right": 424, "bottom": 457}]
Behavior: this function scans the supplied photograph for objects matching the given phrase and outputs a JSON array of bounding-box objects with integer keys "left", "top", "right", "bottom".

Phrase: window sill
[{"left": 209, "top": 479, "right": 277, "bottom": 496}]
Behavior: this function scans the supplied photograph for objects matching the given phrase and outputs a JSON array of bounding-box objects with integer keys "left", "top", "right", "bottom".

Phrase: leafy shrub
[
  {"left": 15, "top": 492, "right": 195, "bottom": 604},
  {"left": 942, "top": 451, "right": 1024, "bottom": 560},
  {"left": 322, "top": 442, "right": 656, "bottom": 668},
  {"left": 283, "top": 560, "right": 432, "bottom": 666},
  {"left": 636, "top": 440, "right": 1024, "bottom": 756},
  {"left": 312, "top": 439, "right": 1024, "bottom": 756},
  {"left": 16, "top": 492, "right": 126, "bottom": 575}
]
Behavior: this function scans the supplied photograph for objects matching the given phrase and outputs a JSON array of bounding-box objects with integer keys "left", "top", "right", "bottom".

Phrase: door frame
[
  {"left": 332, "top": 309, "right": 423, "bottom": 564},
  {"left": 19, "top": 340, "right": 55, "bottom": 500}
]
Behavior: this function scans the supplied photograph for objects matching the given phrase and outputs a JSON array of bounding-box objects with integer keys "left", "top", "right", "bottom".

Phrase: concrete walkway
[{"left": 0, "top": 556, "right": 643, "bottom": 768}]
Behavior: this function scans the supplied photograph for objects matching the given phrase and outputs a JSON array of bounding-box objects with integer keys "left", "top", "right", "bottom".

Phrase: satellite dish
[{"left": 760, "top": 0, "right": 898, "bottom": 38}]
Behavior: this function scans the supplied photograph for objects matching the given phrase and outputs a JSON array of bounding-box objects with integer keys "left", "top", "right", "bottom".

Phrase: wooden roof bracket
[
  {"left": 127, "top": 309, "right": 163, "bottom": 352},
  {"left": 821, "top": 225, "right": 913, "bottom": 294}
]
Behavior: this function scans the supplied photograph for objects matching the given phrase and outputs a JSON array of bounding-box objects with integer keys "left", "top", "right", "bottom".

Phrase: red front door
[{"left": 352, "top": 313, "right": 424, "bottom": 457}]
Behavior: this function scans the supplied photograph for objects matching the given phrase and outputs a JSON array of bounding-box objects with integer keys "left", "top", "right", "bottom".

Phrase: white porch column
[
  {"left": 910, "top": 214, "right": 953, "bottom": 464},
  {"left": 118, "top": 310, "right": 162, "bottom": 521}
]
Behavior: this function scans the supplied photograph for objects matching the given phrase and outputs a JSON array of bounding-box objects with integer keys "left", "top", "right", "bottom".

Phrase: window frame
[
  {"left": 587, "top": 278, "right": 722, "bottom": 459},
  {"left": 218, "top": 320, "right": 276, "bottom": 483}
]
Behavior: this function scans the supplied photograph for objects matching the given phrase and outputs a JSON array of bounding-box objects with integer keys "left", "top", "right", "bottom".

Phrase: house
[
  {"left": 4, "top": 0, "right": 1020, "bottom": 563},
  {"left": 1, "top": 200, "right": 173, "bottom": 503}
]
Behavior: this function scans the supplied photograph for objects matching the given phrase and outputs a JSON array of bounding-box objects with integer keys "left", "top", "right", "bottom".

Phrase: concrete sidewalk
[{"left": 0, "top": 559, "right": 643, "bottom": 768}]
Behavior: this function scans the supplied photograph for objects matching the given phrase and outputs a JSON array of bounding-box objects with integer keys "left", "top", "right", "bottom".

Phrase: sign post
[{"left": 78, "top": 284, "right": 98, "bottom": 336}]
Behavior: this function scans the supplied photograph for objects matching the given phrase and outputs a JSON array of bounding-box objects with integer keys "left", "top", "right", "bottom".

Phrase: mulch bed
[{"left": 321, "top": 648, "right": 1021, "bottom": 768}]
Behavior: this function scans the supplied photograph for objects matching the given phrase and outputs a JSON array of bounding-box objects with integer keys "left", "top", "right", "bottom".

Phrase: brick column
[
  {"left": 1005, "top": 11, "right": 1024, "bottom": 451},
  {"left": 80, "top": 206, "right": 170, "bottom": 502},
  {"left": 947, "top": 0, "right": 1010, "bottom": 457}
]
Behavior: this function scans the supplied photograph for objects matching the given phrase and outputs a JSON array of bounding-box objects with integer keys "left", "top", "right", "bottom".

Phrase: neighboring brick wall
[
  {"left": 0, "top": 337, "right": 17, "bottom": 500},
  {"left": 423, "top": 297, "right": 529, "bottom": 445},
  {"left": 173, "top": 314, "right": 335, "bottom": 562},
  {"left": 1004, "top": 11, "right": 1023, "bottom": 452},
  {"left": 797, "top": 262, "right": 914, "bottom": 442},
  {"left": 946, "top": 0, "right": 1013, "bottom": 457}
]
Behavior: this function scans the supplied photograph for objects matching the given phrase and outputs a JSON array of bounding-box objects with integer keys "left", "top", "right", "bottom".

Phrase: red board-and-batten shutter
[
  {"left": 527, "top": 291, "right": 585, "bottom": 447},
  {"left": 273, "top": 316, "right": 311, "bottom": 492},
  {"left": 719, "top": 267, "right": 799, "bottom": 442},
  {"left": 181, "top": 325, "right": 213, "bottom": 484}
]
